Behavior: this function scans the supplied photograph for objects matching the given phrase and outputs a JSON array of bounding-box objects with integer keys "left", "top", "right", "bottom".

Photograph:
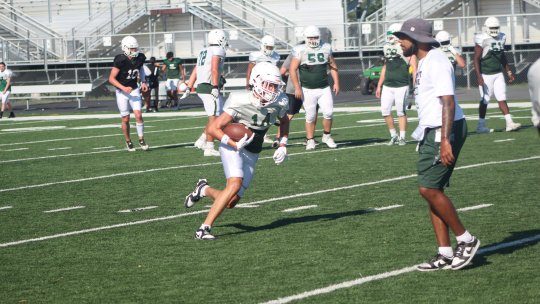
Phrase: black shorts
[{"left": 286, "top": 94, "right": 304, "bottom": 115}]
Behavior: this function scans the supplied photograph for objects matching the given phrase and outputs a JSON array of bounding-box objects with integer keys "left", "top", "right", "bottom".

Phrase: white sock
[
  {"left": 199, "top": 133, "right": 207, "bottom": 141},
  {"left": 439, "top": 247, "right": 453, "bottom": 258},
  {"left": 200, "top": 224, "right": 211, "bottom": 230},
  {"left": 504, "top": 114, "right": 514, "bottom": 124},
  {"left": 206, "top": 142, "right": 214, "bottom": 150},
  {"left": 400, "top": 131, "right": 406, "bottom": 139},
  {"left": 200, "top": 185, "right": 209, "bottom": 197},
  {"left": 456, "top": 230, "right": 473, "bottom": 243},
  {"left": 136, "top": 123, "right": 144, "bottom": 138},
  {"left": 389, "top": 128, "right": 397, "bottom": 137},
  {"left": 478, "top": 118, "right": 485, "bottom": 126}
]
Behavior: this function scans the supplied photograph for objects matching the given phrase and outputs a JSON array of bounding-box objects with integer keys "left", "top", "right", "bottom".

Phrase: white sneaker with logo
[
  {"left": 322, "top": 134, "right": 337, "bottom": 148},
  {"left": 452, "top": 235, "right": 481, "bottom": 270},
  {"left": 306, "top": 139, "right": 316, "bottom": 150},
  {"left": 506, "top": 122, "right": 521, "bottom": 132}
]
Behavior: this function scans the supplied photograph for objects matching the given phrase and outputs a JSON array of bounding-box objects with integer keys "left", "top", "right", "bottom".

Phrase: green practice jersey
[
  {"left": 474, "top": 32, "right": 506, "bottom": 75},
  {"left": 164, "top": 58, "right": 183, "bottom": 79},
  {"left": 292, "top": 42, "right": 333, "bottom": 90},
  {"left": 0, "top": 69, "right": 13, "bottom": 92},
  {"left": 383, "top": 43, "right": 410, "bottom": 88}
]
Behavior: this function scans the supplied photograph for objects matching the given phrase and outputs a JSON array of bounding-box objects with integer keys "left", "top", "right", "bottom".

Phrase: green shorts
[{"left": 417, "top": 119, "right": 467, "bottom": 189}]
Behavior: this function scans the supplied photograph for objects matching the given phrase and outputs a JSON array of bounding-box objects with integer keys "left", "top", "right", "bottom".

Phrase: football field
[{"left": 1, "top": 102, "right": 539, "bottom": 303}]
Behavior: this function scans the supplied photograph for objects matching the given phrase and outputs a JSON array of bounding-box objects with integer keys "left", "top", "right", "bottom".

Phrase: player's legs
[
  {"left": 381, "top": 86, "right": 398, "bottom": 144},
  {"left": 0, "top": 92, "right": 13, "bottom": 114},
  {"left": 143, "top": 87, "right": 151, "bottom": 110},
  {"left": 492, "top": 73, "right": 521, "bottom": 131},
  {"left": 127, "top": 88, "right": 149, "bottom": 150},
  {"left": 317, "top": 87, "right": 336, "bottom": 148},
  {"left": 303, "top": 88, "right": 318, "bottom": 139},
  {"left": 116, "top": 89, "right": 132, "bottom": 141},
  {"left": 152, "top": 87, "right": 159, "bottom": 111},
  {"left": 477, "top": 74, "right": 495, "bottom": 133},
  {"left": 197, "top": 93, "right": 224, "bottom": 154},
  {"left": 395, "top": 86, "right": 409, "bottom": 145}
]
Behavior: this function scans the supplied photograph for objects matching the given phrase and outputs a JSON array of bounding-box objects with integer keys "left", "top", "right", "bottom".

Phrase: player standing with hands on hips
[
  {"left": 184, "top": 62, "right": 290, "bottom": 240},
  {"left": 108, "top": 36, "right": 149, "bottom": 152},
  {"left": 395, "top": 18, "right": 480, "bottom": 271}
]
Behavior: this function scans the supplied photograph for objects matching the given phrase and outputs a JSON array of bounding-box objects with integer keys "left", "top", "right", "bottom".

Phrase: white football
[{"left": 178, "top": 82, "right": 188, "bottom": 93}]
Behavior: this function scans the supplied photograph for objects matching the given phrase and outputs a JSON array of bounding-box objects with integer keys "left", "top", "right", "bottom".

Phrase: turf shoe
[
  {"left": 476, "top": 125, "right": 494, "bottom": 133},
  {"left": 387, "top": 135, "right": 399, "bottom": 146},
  {"left": 185, "top": 179, "right": 209, "bottom": 208},
  {"left": 139, "top": 139, "right": 149, "bottom": 151},
  {"left": 452, "top": 235, "right": 481, "bottom": 270},
  {"left": 8, "top": 112, "right": 15, "bottom": 118},
  {"left": 145, "top": 108, "right": 152, "bottom": 113},
  {"left": 303, "top": 138, "right": 320, "bottom": 146},
  {"left": 194, "top": 226, "right": 215, "bottom": 240},
  {"left": 204, "top": 149, "right": 220, "bottom": 156},
  {"left": 506, "top": 122, "right": 521, "bottom": 132},
  {"left": 0, "top": 111, "right": 3, "bottom": 119},
  {"left": 417, "top": 253, "right": 453, "bottom": 271},
  {"left": 306, "top": 138, "right": 316, "bottom": 150},
  {"left": 125, "top": 140, "right": 136, "bottom": 152},
  {"left": 194, "top": 138, "right": 206, "bottom": 150},
  {"left": 398, "top": 137, "right": 407, "bottom": 146},
  {"left": 322, "top": 134, "right": 337, "bottom": 148}
]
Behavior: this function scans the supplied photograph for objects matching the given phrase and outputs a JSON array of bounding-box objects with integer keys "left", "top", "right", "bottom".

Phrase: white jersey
[
  {"left": 412, "top": 49, "right": 465, "bottom": 141},
  {"left": 249, "top": 51, "right": 280, "bottom": 66},
  {"left": 195, "top": 46, "right": 226, "bottom": 85},
  {"left": 291, "top": 42, "right": 333, "bottom": 89}
]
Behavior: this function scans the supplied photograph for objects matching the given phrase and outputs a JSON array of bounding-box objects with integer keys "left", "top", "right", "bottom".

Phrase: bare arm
[
  {"left": 160, "top": 64, "right": 166, "bottom": 73},
  {"left": 474, "top": 44, "right": 484, "bottom": 86},
  {"left": 376, "top": 64, "right": 386, "bottom": 98},
  {"left": 211, "top": 56, "right": 221, "bottom": 87},
  {"left": 410, "top": 54, "right": 418, "bottom": 87},
  {"left": 289, "top": 57, "right": 302, "bottom": 100},
  {"left": 3, "top": 77, "right": 11, "bottom": 94},
  {"left": 109, "top": 67, "right": 131, "bottom": 94},
  {"left": 440, "top": 95, "right": 456, "bottom": 167},
  {"left": 328, "top": 56, "right": 339, "bottom": 96},
  {"left": 186, "top": 66, "right": 197, "bottom": 89},
  {"left": 278, "top": 114, "right": 290, "bottom": 143},
  {"left": 246, "top": 62, "right": 256, "bottom": 87},
  {"left": 454, "top": 53, "right": 466, "bottom": 68},
  {"left": 208, "top": 112, "right": 238, "bottom": 148},
  {"left": 179, "top": 64, "right": 186, "bottom": 83},
  {"left": 501, "top": 53, "right": 515, "bottom": 83}
]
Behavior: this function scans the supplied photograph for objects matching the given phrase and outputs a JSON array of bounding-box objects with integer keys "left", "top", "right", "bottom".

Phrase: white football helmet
[
  {"left": 208, "top": 29, "right": 229, "bottom": 50},
  {"left": 386, "top": 23, "right": 402, "bottom": 44},
  {"left": 484, "top": 17, "right": 500, "bottom": 38},
  {"left": 303, "top": 25, "right": 321, "bottom": 48},
  {"left": 261, "top": 35, "right": 276, "bottom": 57},
  {"left": 121, "top": 36, "right": 139, "bottom": 58},
  {"left": 435, "top": 31, "right": 451, "bottom": 51},
  {"left": 249, "top": 62, "right": 282, "bottom": 107}
]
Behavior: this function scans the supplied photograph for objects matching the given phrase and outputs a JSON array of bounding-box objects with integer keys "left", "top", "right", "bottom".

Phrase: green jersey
[
  {"left": 291, "top": 42, "right": 333, "bottom": 90},
  {"left": 474, "top": 32, "right": 506, "bottom": 75},
  {"left": 383, "top": 43, "right": 409, "bottom": 88},
  {"left": 0, "top": 69, "right": 13, "bottom": 92},
  {"left": 164, "top": 58, "right": 183, "bottom": 79}
]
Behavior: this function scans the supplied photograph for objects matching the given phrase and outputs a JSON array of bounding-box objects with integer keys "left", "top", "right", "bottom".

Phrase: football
[
  {"left": 178, "top": 82, "right": 188, "bottom": 93},
  {"left": 223, "top": 123, "right": 253, "bottom": 142}
]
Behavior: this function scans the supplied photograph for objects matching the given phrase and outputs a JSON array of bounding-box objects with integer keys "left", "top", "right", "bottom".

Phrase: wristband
[
  {"left": 213, "top": 85, "right": 219, "bottom": 89},
  {"left": 221, "top": 134, "right": 230, "bottom": 145},
  {"left": 279, "top": 137, "right": 288, "bottom": 145},
  {"left": 507, "top": 71, "right": 513, "bottom": 75}
]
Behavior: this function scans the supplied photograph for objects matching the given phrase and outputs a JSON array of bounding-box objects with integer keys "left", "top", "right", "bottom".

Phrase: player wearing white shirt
[
  {"left": 0, "top": 62, "right": 15, "bottom": 119},
  {"left": 184, "top": 62, "right": 290, "bottom": 240},
  {"left": 527, "top": 58, "right": 540, "bottom": 136},
  {"left": 396, "top": 18, "right": 480, "bottom": 272},
  {"left": 184, "top": 29, "right": 228, "bottom": 157},
  {"left": 290, "top": 25, "right": 340, "bottom": 150},
  {"left": 474, "top": 17, "right": 521, "bottom": 133}
]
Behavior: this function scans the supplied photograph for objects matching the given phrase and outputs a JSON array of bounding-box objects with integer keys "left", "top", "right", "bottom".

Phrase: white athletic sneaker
[
  {"left": 387, "top": 135, "right": 399, "bottom": 146},
  {"left": 263, "top": 136, "right": 274, "bottom": 144},
  {"left": 452, "top": 235, "right": 480, "bottom": 270},
  {"left": 306, "top": 139, "right": 316, "bottom": 150},
  {"left": 417, "top": 253, "right": 453, "bottom": 272},
  {"left": 138, "top": 139, "right": 149, "bottom": 151},
  {"left": 322, "top": 134, "right": 337, "bottom": 148},
  {"left": 476, "top": 125, "right": 494, "bottom": 133},
  {"left": 125, "top": 140, "right": 136, "bottom": 152},
  {"left": 204, "top": 149, "right": 220, "bottom": 156},
  {"left": 194, "top": 226, "right": 215, "bottom": 240},
  {"left": 194, "top": 138, "right": 206, "bottom": 150},
  {"left": 398, "top": 137, "right": 407, "bottom": 146},
  {"left": 506, "top": 122, "right": 521, "bottom": 132},
  {"left": 185, "top": 179, "right": 209, "bottom": 208}
]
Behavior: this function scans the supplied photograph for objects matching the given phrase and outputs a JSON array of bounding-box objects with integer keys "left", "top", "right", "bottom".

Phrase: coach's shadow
[{"left": 466, "top": 229, "right": 540, "bottom": 270}]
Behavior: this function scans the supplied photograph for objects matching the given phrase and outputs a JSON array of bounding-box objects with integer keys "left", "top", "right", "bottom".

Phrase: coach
[{"left": 395, "top": 19, "right": 480, "bottom": 271}]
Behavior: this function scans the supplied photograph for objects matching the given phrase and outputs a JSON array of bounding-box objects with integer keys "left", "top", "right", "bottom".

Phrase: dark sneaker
[
  {"left": 125, "top": 140, "right": 136, "bottom": 152},
  {"left": 303, "top": 138, "right": 320, "bottom": 146},
  {"left": 272, "top": 138, "right": 280, "bottom": 149},
  {"left": 0, "top": 112, "right": 3, "bottom": 119},
  {"left": 417, "top": 253, "right": 453, "bottom": 271},
  {"left": 194, "top": 226, "right": 215, "bottom": 240},
  {"left": 452, "top": 235, "right": 480, "bottom": 270},
  {"left": 8, "top": 112, "right": 15, "bottom": 118},
  {"left": 154, "top": 107, "right": 158, "bottom": 112},
  {"left": 139, "top": 139, "right": 149, "bottom": 151},
  {"left": 185, "top": 179, "right": 209, "bottom": 208},
  {"left": 145, "top": 108, "right": 152, "bottom": 113}
]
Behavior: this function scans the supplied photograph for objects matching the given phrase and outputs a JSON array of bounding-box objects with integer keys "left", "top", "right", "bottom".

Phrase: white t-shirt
[{"left": 412, "top": 49, "right": 465, "bottom": 141}]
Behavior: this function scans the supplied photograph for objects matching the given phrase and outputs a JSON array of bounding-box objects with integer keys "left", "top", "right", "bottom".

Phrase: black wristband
[{"left": 213, "top": 85, "right": 219, "bottom": 89}]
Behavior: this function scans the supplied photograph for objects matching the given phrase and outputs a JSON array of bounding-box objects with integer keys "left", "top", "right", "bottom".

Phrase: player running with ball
[{"left": 184, "top": 62, "right": 290, "bottom": 240}]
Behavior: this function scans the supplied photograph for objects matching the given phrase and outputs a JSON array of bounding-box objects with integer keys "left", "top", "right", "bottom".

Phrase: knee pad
[{"left": 322, "top": 112, "right": 333, "bottom": 120}]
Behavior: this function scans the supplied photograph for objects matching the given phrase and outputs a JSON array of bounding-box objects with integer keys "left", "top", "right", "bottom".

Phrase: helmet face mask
[
  {"left": 122, "top": 36, "right": 139, "bottom": 58},
  {"left": 208, "top": 30, "right": 229, "bottom": 50},
  {"left": 303, "top": 26, "right": 321, "bottom": 48},
  {"left": 435, "top": 31, "right": 451, "bottom": 51},
  {"left": 484, "top": 17, "right": 501, "bottom": 38},
  {"left": 386, "top": 23, "right": 402, "bottom": 44},
  {"left": 261, "top": 35, "right": 276, "bottom": 57},
  {"left": 249, "top": 62, "right": 282, "bottom": 108}
]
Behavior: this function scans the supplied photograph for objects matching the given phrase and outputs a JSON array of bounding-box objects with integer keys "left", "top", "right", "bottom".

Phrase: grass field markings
[
  {"left": 118, "top": 206, "right": 159, "bottom": 213},
  {"left": 454, "top": 155, "right": 540, "bottom": 171},
  {"left": 282, "top": 205, "right": 318, "bottom": 212},
  {"left": 494, "top": 139, "right": 516, "bottom": 142},
  {"left": 259, "top": 233, "right": 540, "bottom": 304},
  {"left": 457, "top": 204, "right": 493, "bottom": 212},
  {"left": 364, "top": 205, "right": 404, "bottom": 213},
  {"left": 357, "top": 118, "right": 419, "bottom": 123},
  {"left": 0, "top": 210, "right": 211, "bottom": 248},
  {"left": 93, "top": 146, "right": 115, "bottom": 149},
  {"left": 43, "top": 206, "right": 86, "bottom": 213},
  {"left": 47, "top": 147, "right": 71, "bottom": 151},
  {"left": 268, "top": 123, "right": 387, "bottom": 137},
  {"left": 0, "top": 206, "right": 13, "bottom": 210},
  {"left": 2, "top": 148, "right": 29, "bottom": 151},
  {"left": 1, "top": 126, "right": 66, "bottom": 133}
]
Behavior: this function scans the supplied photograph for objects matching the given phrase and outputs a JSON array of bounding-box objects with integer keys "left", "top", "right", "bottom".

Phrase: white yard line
[
  {"left": 47, "top": 147, "right": 71, "bottom": 151},
  {"left": 258, "top": 234, "right": 540, "bottom": 304},
  {"left": 494, "top": 139, "right": 515, "bottom": 143},
  {"left": 457, "top": 204, "right": 493, "bottom": 211},
  {"left": 118, "top": 206, "right": 159, "bottom": 213},
  {"left": 93, "top": 146, "right": 115, "bottom": 150},
  {"left": 364, "top": 205, "right": 403, "bottom": 213},
  {"left": 2, "top": 148, "right": 29, "bottom": 151},
  {"left": 43, "top": 206, "right": 86, "bottom": 213},
  {"left": 282, "top": 205, "right": 318, "bottom": 212},
  {"left": 0, "top": 206, "right": 13, "bottom": 210}
]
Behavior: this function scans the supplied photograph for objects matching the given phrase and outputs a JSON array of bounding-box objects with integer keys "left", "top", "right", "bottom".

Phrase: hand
[
  {"left": 440, "top": 139, "right": 455, "bottom": 167},
  {"left": 333, "top": 83, "right": 340, "bottom": 96},
  {"left": 245, "top": 84, "right": 252, "bottom": 90},
  {"left": 508, "top": 73, "right": 515, "bottom": 83},
  {"left": 141, "top": 83, "right": 148, "bottom": 92},
  {"left": 273, "top": 146, "right": 288, "bottom": 165},
  {"left": 235, "top": 133, "right": 255, "bottom": 150},
  {"left": 294, "top": 87, "right": 303, "bottom": 100},
  {"left": 448, "top": 45, "right": 458, "bottom": 55},
  {"left": 477, "top": 77, "right": 484, "bottom": 87},
  {"left": 376, "top": 86, "right": 382, "bottom": 98},
  {"left": 122, "top": 86, "right": 133, "bottom": 94},
  {"left": 211, "top": 88, "right": 220, "bottom": 101},
  {"left": 180, "top": 89, "right": 191, "bottom": 100}
]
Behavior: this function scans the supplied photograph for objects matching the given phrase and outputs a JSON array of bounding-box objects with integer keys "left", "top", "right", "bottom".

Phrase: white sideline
[
  {"left": 43, "top": 206, "right": 86, "bottom": 213},
  {"left": 457, "top": 204, "right": 493, "bottom": 211},
  {"left": 259, "top": 234, "right": 540, "bottom": 304}
]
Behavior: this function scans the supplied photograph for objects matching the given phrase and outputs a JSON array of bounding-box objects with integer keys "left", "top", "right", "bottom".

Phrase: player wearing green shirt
[
  {"left": 161, "top": 52, "right": 185, "bottom": 110},
  {"left": 0, "top": 62, "right": 15, "bottom": 119}
]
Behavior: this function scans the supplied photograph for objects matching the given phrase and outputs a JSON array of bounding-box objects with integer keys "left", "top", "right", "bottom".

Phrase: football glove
[
  {"left": 236, "top": 133, "right": 255, "bottom": 150},
  {"left": 180, "top": 88, "right": 191, "bottom": 100},
  {"left": 448, "top": 45, "right": 459, "bottom": 55},
  {"left": 211, "top": 88, "right": 220, "bottom": 101},
  {"left": 273, "top": 146, "right": 288, "bottom": 165}
]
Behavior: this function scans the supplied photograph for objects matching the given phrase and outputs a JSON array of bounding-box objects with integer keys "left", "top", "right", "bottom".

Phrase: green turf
[{"left": 0, "top": 103, "right": 539, "bottom": 303}]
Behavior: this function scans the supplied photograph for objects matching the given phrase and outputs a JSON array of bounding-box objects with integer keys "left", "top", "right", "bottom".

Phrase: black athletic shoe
[
  {"left": 185, "top": 179, "right": 209, "bottom": 208},
  {"left": 452, "top": 235, "right": 481, "bottom": 270},
  {"left": 154, "top": 107, "right": 158, "bottom": 112},
  {"left": 8, "top": 112, "right": 15, "bottom": 118},
  {"left": 272, "top": 138, "right": 280, "bottom": 149},
  {"left": 417, "top": 253, "right": 453, "bottom": 271},
  {"left": 125, "top": 140, "right": 136, "bottom": 152},
  {"left": 303, "top": 138, "right": 320, "bottom": 146},
  {"left": 0, "top": 111, "right": 3, "bottom": 119},
  {"left": 274, "top": 122, "right": 280, "bottom": 127},
  {"left": 145, "top": 108, "right": 152, "bottom": 113},
  {"left": 194, "top": 226, "right": 215, "bottom": 240},
  {"left": 139, "top": 139, "right": 149, "bottom": 151}
]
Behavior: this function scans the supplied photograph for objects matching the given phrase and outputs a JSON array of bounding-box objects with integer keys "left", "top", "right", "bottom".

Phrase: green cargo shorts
[{"left": 417, "top": 119, "right": 467, "bottom": 189}]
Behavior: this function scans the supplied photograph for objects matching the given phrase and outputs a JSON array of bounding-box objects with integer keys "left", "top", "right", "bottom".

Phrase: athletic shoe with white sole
[
  {"left": 322, "top": 134, "right": 337, "bottom": 148},
  {"left": 387, "top": 135, "right": 399, "bottom": 146},
  {"left": 506, "top": 122, "right": 521, "bottom": 132},
  {"left": 417, "top": 253, "right": 453, "bottom": 271},
  {"left": 194, "top": 138, "right": 206, "bottom": 150},
  {"left": 185, "top": 179, "right": 208, "bottom": 208},
  {"left": 125, "top": 140, "right": 136, "bottom": 152},
  {"left": 398, "top": 137, "right": 407, "bottom": 146},
  {"left": 476, "top": 125, "right": 494, "bottom": 133},
  {"left": 194, "top": 226, "right": 215, "bottom": 240},
  {"left": 139, "top": 139, "right": 149, "bottom": 151},
  {"left": 204, "top": 149, "right": 220, "bottom": 156},
  {"left": 303, "top": 138, "right": 320, "bottom": 146},
  {"left": 452, "top": 235, "right": 481, "bottom": 270},
  {"left": 263, "top": 136, "right": 274, "bottom": 144},
  {"left": 306, "top": 138, "right": 316, "bottom": 150}
]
